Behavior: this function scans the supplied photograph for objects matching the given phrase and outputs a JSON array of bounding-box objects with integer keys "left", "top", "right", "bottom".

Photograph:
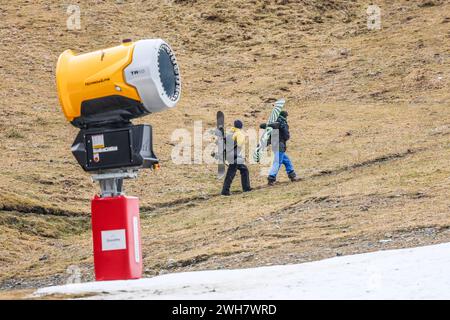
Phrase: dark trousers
[{"left": 222, "top": 164, "right": 251, "bottom": 194}]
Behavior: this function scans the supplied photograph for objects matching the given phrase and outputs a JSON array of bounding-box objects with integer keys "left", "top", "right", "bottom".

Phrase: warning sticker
[
  {"left": 95, "top": 146, "right": 118, "bottom": 153},
  {"left": 92, "top": 134, "right": 105, "bottom": 149}
]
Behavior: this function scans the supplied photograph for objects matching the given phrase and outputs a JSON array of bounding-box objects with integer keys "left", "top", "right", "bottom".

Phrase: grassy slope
[{"left": 0, "top": 0, "right": 449, "bottom": 290}]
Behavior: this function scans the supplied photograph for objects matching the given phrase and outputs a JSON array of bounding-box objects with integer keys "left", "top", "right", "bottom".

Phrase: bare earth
[{"left": 0, "top": 0, "right": 449, "bottom": 297}]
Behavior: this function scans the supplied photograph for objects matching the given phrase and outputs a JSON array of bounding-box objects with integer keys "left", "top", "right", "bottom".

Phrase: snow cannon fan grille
[{"left": 158, "top": 44, "right": 181, "bottom": 103}]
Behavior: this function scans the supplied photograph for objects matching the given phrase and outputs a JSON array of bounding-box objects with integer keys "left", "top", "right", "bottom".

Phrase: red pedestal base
[{"left": 91, "top": 195, "right": 143, "bottom": 281}]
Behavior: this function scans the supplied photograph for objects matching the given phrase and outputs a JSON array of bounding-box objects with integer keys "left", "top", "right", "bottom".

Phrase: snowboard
[
  {"left": 216, "top": 111, "right": 226, "bottom": 179},
  {"left": 253, "top": 99, "right": 286, "bottom": 163}
]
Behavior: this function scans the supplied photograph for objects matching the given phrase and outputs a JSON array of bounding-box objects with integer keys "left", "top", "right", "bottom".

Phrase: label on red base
[
  {"left": 133, "top": 217, "right": 140, "bottom": 263},
  {"left": 101, "top": 229, "right": 126, "bottom": 251}
]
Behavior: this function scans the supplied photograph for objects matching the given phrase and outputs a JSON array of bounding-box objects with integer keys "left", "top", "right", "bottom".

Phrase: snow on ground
[{"left": 35, "top": 243, "right": 450, "bottom": 299}]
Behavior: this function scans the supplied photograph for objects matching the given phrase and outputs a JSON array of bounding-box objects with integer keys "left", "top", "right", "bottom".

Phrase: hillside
[{"left": 0, "top": 0, "right": 449, "bottom": 293}]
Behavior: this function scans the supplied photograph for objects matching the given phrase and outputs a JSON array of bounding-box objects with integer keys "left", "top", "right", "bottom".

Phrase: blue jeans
[{"left": 269, "top": 152, "right": 294, "bottom": 178}]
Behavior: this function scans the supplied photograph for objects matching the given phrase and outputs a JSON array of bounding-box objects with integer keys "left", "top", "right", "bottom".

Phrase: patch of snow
[{"left": 34, "top": 243, "right": 450, "bottom": 300}]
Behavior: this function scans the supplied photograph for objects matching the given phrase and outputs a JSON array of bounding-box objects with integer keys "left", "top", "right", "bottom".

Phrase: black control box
[{"left": 71, "top": 124, "right": 158, "bottom": 172}]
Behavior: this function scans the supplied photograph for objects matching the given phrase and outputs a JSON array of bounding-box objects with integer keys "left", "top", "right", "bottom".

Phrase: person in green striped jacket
[{"left": 260, "top": 111, "right": 300, "bottom": 186}]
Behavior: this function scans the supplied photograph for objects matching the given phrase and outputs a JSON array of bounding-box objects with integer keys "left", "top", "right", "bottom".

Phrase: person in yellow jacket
[{"left": 221, "top": 120, "right": 252, "bottom": 196}]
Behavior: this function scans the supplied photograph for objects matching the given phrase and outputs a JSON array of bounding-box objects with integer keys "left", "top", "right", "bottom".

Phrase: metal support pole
[{"left": 91, "top": 169, "right": 138, "bottom": 198}]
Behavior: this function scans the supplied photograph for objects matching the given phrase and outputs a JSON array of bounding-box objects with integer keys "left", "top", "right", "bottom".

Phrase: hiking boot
[
  {"left": 288, "top": 171, "right": 300, "bottom": 182},
  {"left": 268, "top": 175, "right": 276, "bottom": 186}
]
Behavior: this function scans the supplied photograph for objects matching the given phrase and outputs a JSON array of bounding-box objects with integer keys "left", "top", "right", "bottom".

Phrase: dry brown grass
[{"left": 0, "top": 0, "right": 449, "bottom": 292}]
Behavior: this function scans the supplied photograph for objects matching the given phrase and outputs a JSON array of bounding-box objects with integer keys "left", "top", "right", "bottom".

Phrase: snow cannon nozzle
[{"left": 56, "top": 38, "right": 181, "bottom": 129}]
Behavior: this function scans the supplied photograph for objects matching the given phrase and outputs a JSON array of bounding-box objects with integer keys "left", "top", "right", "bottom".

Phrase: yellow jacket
[
  {"left": 225, "top": 127, "right": 245, "bottom": 163},
  {"left": 231, "top": 127, "right": 245, "bottom": 147}
]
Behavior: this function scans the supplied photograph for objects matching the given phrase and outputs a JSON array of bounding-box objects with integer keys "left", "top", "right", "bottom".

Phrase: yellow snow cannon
[{"left": 56, "top": 39, "right": 181, "bottom": 128}]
